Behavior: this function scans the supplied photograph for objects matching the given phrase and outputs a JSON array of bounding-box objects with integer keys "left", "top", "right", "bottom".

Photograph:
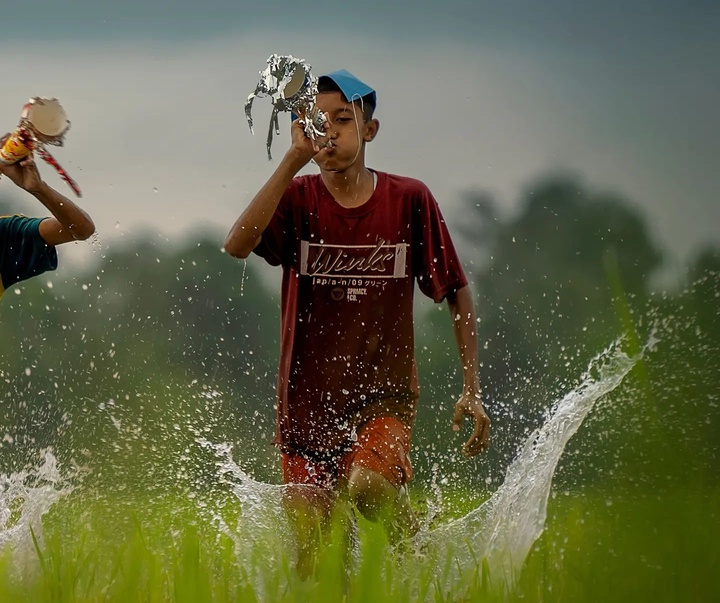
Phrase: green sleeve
[{"left": 0, "top": 215, "right": 59, "bottom": 291}]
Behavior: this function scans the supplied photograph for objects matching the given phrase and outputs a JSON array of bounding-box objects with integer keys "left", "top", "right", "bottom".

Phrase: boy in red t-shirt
[{"left": 225, "top": 69, "right": 490, "bottom": 567}]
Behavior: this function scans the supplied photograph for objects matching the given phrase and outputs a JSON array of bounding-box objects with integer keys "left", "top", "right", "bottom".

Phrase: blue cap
[{"left": 318, "top": 69, "right": 377, "bottom": 109}]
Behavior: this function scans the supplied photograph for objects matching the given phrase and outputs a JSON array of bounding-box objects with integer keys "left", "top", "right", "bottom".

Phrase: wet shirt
[
  {"left": 254, "top": 171, "right": 467, "bottom": 458},
  {"left": 0, "top": 216, "right": 58, "bottom": 300}
]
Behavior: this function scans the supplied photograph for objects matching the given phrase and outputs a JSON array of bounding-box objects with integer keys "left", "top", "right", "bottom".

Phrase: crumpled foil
[{"left": 246, "top": 54, "right": 327, "bottom": 160}]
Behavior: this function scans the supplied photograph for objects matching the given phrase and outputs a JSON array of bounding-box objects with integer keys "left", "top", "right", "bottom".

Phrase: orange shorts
[{"left": 281, "top": 416, "right": 413, "bottom": 490}]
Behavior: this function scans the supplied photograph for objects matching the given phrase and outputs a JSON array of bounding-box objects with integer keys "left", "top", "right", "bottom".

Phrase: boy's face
[{"left": 313, "top": 91, "right": 378, "bottom": 172}]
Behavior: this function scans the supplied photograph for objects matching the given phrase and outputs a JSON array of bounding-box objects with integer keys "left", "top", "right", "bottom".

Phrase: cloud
[
  {"left": 0, "top": 28, "right": 717, "bottom": 274},
  {"left": 0, "top": 34, "right": 544, "bottom": 251}
]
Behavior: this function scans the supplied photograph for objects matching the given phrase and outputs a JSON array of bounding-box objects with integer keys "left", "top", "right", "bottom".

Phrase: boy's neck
[{"left": 320, "top": 163, "right": 375, "bottom": 209}]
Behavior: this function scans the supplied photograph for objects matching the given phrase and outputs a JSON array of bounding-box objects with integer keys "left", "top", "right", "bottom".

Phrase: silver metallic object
[{"left": 245, "top": 54, "right": 327, "bottom": 160}]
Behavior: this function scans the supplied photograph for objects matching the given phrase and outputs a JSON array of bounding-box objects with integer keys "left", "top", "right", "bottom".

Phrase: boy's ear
[{"left": 364, "top": 118, "right": 380, "bottom": 142}]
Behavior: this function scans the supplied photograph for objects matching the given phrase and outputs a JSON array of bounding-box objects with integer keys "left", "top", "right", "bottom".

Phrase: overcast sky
[{"left": 1, "top": 0, "right": 718, "bottom": 272}]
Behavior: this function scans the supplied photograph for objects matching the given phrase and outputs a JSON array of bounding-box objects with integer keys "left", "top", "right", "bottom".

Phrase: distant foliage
[{"left": 1, "top": 176, "right": 718, "bottom": 489}]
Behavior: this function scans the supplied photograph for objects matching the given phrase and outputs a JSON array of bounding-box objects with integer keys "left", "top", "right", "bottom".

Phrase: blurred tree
[
  {"left": 413, "top": 174, "right": 665, "bottom": 481},
  {"left": 464, "top": 174, "right": 663, "bottom": 399},
  {"left": 4, "top": 174, "right": 717, "bottom": 493},
  {"left": 0, "top": 229, "right": 281, "bottom": 483}
]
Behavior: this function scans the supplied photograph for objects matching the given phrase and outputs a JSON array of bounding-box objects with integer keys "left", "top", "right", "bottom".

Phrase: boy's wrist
[
  {"left": 283, "top": 148, "right": 312, "bottom": 173},
  {"left": 29, "top": 180, "right": 50, "bottom": 197},
  {"left": 462, "top": 377, "right": 482, "bottom": 396}
]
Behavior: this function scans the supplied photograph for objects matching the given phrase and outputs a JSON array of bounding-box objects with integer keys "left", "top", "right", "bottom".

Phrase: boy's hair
[{"left": 317, "top": 77, "right": 376, "bottom": 121}]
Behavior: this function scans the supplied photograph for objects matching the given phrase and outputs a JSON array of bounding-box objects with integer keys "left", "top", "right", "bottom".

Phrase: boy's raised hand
[
  {"left": 0, "top": 133, "right": 44, "bottom": 194},
  {"left": 287, "top": 113, "right": 328, "bottom": 165}
]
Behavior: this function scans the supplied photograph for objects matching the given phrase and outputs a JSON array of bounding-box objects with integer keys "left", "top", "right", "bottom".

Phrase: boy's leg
[
  {"left": 347, "top": 465, "right": 419, "bottom": 541},
  {"left": 343, "top": 417, "right": 420, "bottom": 541},
  {"left": 281, "top": 454, "right": 337, "bottom": 578}
]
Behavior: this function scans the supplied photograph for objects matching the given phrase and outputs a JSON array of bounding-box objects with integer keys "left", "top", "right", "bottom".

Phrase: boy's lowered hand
[{"left": 452, "top": 390, "right": 491, "bottom": 457}]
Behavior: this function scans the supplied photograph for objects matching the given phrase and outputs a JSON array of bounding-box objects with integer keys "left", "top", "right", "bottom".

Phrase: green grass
[
  {"left": 512, "top": 485, "right": 719, "bottom": 603},
  {"left": 0, "top": 483, "right": 716, "bottom": 602}
]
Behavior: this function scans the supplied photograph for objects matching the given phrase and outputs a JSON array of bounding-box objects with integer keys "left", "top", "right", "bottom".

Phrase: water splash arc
[{"left": 413, "top": 340, "right": 637, "bottom": 594}]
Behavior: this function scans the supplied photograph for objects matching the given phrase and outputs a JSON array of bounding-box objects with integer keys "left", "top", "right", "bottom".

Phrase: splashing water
[
  {"left": 0, "top": 449, "right": 73, "bottom": 555},
  {"left": 240, "top": 258, "right": 248, "bottom": 297},
  {"left": 197, "top": 438, "right": 287, "bottom": 546},
  {"left": 0, "top": 338, "right": 638, "bottom": 597},
  {"left": 196, "top": 337, "right": 638, "bottom": 596},
  {"left": 411, "top": 338, "right": 638, "bottom": 595}
]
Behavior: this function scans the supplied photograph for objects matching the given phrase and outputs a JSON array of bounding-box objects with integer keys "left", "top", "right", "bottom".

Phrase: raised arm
[
  {"left": 35, "top": 179, "right": 95, "bottom": 245},
  {"left": 447, "top": 285, "right": 491, "bottom": 456},
  {"left": 0, "top": 138, "right": 94, "bottom": 245},
  {"left": 224, "top": 118, "right": 321, "bottom": 259}
]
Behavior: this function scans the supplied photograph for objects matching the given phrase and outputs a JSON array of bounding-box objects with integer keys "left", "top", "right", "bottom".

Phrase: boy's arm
[
  {"left": 224, "top": 118, "right": 321, "bottom": 259},
  {"left": 0, "top": 145, "right": 95, "bottom": 245},
  {"left": 35, "top": 179, "right": 95, "bottom": 245},
  {"left": 447, "top": 285, "right": 491, "bottom": 456}
]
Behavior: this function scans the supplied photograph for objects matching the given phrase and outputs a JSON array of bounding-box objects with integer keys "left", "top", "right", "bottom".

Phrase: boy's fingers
[
  {"left": 464, "top": 435, "right": 486, "bottom": 456},
  {"left": 463, "top": 435, "right": 480, "bottom": 456},
  {"left": 481, "top": 420, "right": 491, "bottom": 450},
  {"left": 471, "top": 411, "right": 484, "bottom": 440},
  {"left": 462, "top": 413, "right": 490, "bottom": 456},
  {"left": 451, "top": 403, "right": 464, "bottom": 432}
]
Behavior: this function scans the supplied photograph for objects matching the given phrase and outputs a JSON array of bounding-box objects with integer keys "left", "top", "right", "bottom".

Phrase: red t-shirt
[{"left": 254, "top": 171, "right": 467, "bottom": 458}]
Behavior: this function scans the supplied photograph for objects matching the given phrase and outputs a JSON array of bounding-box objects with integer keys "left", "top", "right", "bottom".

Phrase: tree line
[{"left": 1, "top": 173, "right": 717, "bottom": 492}]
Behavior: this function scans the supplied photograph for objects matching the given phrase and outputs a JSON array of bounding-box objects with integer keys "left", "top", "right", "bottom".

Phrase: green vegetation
[
  {"left": 0, "top": 484, "right": 716, "bottom": 602},
  {"left": 1, "top": 173, "right": 718, "bottom": 600}
]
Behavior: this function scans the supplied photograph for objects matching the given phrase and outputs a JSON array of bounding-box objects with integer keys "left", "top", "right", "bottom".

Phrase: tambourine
[
  {"left": 0, "top": 97, "right": 81, "bottom": 197},
  {"left": 245, "top": 54, "right": 327, "bottom": 160}
]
